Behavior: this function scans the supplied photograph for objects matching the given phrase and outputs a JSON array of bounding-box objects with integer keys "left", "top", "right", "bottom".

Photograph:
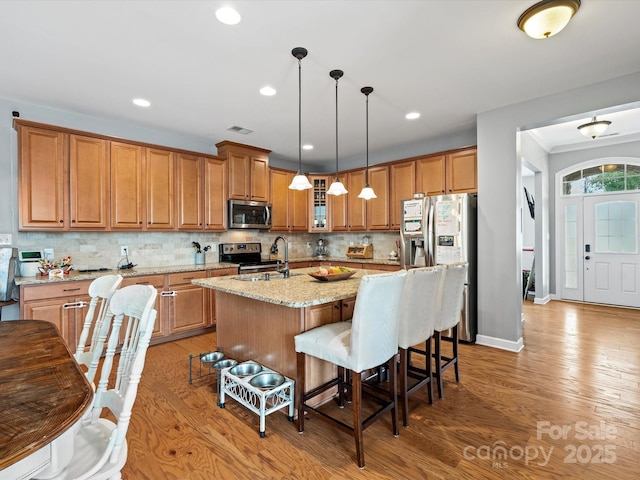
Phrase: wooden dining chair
[
  {"left": 74, "top": 274, "right": 123, "bottom": 385},
  {"left": 433, "top": 262, "right": 468, "bottom": 399},
  {"left": 36, "top": 284, "right": 157, "bottom": 480},
  {"left": 397, "top": 265, "right": 445, "bottom": 426},
  {"left": 294, "top": 270, "right": 407, "bottom": 469}
]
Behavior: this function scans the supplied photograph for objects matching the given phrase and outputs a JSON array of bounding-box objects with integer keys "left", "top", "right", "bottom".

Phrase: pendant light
[
  {"left": 517, "top": 0, "right": 581, "bottom": 39},
  {"left": 577, "top": 116, "right": 612, "bottom": 139},
  {"left": 326, "top": 69, "right": 348, "bottom": 196},
  {"left": 288, "top": 47, "right": 312, "bottom": 190},
  {"left": 358, "top": 86, "right": 377, "bottom": 200}
]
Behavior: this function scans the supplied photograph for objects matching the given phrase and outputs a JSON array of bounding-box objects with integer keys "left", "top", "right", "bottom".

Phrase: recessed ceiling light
[
  {"left": 133, "top": 98, "right": 151, "bottom": 107},
  {"left": 259, "top": 86, "right": 276, "bottom": 96},
  {"left": 405, "top": 112, "right": 420, "bottom": 120},
  {"left": 216, "top": 7, "right": 241, "bottom": 25},
  {"left": 303, "top": 144, "right": 313, "bottom": 150}
]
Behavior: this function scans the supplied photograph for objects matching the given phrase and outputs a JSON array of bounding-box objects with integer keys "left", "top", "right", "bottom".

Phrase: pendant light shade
[
  {"left": 358, "top": 86, "right": 377, "bottom": 200},
  {"left": 289, "top": 47, "right": 312, "bottom": 190},
  {"left": 577, "top": 116, "right": 611, "bottom": 139},
  {"left": 327, "top": 69, "right": 348, "bottom": 196},
  {"left": 517, "top": 0, "right": 581, "bottom": 39}
]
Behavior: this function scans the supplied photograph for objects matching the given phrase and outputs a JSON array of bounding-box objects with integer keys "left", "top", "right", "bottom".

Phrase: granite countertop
[
  {"left": 192, "top": 266, "right": 388, "bottom": 308},
  {"left": 14, "top": 257, "right": 400, "bottom": 287},
  {"left": 14, "top": 263, "right": 239, "bottom": 286}
]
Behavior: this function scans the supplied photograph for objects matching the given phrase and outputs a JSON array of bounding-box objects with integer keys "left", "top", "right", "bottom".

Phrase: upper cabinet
[
  {"left": 389, "top": 160, "right": 415, "bottom": 230},
  {"left": 216, "top": 141, "right": 270, "bottom": 201},
  {"left": 17, "top": 124, "right": 110, "bottom": 231},
  {"left": 270, "top": 169, "right": 308, "bottom": 232},
  {"left": 15, "top": 120, "right": 228, "bottom": 232},
  {"left": 176, "top": 153, "right": 227, "bottom": 231},
  {"left": 203, "top": 156, "right": 227, "bottom": 231},
  {"left": 110, "top": 142, "right": 144, "bottom": 229},
  {"left": 416, "top": 148, "right": 477, "bottom": 195},
  {"left": 366, "top": 166, "right": 390, "bottom": 231},
  {"left": 17, "top": 125, "right": 67, "bottom": 230},
  {"left": 308, "top": 175, "right": 330, "bottom": 232}
]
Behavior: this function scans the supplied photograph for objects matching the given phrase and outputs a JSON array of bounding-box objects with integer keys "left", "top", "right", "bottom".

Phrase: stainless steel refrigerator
[{"left": 399, "top": 193, "right": 477, "bottom": 342}]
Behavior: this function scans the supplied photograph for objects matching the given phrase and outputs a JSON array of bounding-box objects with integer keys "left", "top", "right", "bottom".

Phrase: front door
[{"left": 583, "top": 194, "right": 640, "bottom": 307}]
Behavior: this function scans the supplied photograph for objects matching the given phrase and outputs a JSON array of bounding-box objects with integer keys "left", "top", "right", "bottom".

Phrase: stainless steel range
[{"left": 219, "top": 242, "right": 281, "bottom": 274}]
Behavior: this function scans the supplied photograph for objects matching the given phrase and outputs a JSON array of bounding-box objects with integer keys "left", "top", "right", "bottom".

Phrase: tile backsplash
[{"left": 17, "top": 231, "right": 401, "bottom": 270}]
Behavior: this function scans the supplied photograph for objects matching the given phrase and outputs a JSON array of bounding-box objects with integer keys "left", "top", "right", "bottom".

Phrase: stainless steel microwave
[{"left": 228, "top": 200, "right": 272, "bottom": 229}]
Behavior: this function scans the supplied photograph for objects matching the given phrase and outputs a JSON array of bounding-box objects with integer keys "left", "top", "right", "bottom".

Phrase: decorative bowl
[
  {"left": 308, "top": 270, "right": 356, "bottom": 282},
  {"left": 249, "top": 372, "right": 285, "bottom": 390},
  {"left": 200, "top": 352, "right": 224, "bottom": 367},
  {"left": 213, "top": 359, "right": 238, "bottom": 370},
  {"left": 230, "top": 362, "right": 262, "bottom": 377}
]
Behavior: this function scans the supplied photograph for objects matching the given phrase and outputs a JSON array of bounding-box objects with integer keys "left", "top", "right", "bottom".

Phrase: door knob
[{"left": 585, "top": 256, "right": 591, "bottom": 260}]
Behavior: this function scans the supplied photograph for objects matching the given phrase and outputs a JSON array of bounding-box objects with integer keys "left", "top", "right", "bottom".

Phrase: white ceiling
[{"left": 1, "top": 1, "right": 640, "bottom": 171}]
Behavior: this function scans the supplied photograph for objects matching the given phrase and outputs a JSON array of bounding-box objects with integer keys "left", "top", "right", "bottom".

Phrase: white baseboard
[
  {"left": 476, "top": 334, "right": 524, "bottom": 353},
  {"left": 533, "top": 295, "right": 552, "bottom": 305}
]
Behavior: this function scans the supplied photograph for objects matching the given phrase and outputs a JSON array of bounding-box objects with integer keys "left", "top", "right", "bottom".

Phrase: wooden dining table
[{"left": 0, "top": 320, "right": 93, "bottom": 478}]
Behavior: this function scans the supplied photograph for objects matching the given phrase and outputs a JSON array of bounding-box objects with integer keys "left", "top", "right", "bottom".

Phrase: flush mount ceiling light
[
  {"left": 577, "top": 116, "right": 612, "bottom": 139},
  {"left": 132, "top": 98, "right": 151, "bottom": 107},
  {"left": 302, "top": 144, "right": 313, "bottom": 150},
  {"left": 405, "top": 112, "right": 420, "bottom": 120},
  {"left": 326, "top": 69, "right": 348, "bottom": 196},
  {"left": 358, "top": 87, "right": 377, "bottom": 200},
  {"left": 517, "top": 0, "right": 581, "bottom": 39},
  {"left": 215, "top": 7, "right": 241, "bottom": 25},
  {"left": 288, "top": 47, "right": 312, "bottom": 191}
]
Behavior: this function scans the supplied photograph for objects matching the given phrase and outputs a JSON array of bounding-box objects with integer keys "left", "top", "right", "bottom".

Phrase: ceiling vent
[{"left": 227, "top": 125, "right": 253, "bottom": 135}]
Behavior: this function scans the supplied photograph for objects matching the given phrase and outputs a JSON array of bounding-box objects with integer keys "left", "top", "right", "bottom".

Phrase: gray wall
[{"left": 477, "top": 70, "right": 640, "bottom": 349}]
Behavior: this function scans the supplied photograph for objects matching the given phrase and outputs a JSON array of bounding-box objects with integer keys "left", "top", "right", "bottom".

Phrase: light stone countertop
[
  {"left": 14, "top": 257, "right": 400, "bottom": 287},
  {"left": 192, "top": 267, "right": 388, "bottom": 308},
  {"left": 14, "top": 263, "right": 239, "bottom": 286}
]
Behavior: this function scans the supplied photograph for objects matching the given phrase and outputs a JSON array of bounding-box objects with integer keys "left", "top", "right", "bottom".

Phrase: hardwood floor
[{"left": 122, "top": 301, "right": 640, "bottom": 479}]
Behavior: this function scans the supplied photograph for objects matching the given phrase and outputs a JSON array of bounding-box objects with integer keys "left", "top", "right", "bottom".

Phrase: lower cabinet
[
  {"left": 208, "top": 268, "right": 238, "bottom": 326},
  {"left": 20, "top": 280, "right": 92, "bottom": 349},
  {"left": 20, "top": 268, "right": 242, "bottom": 348}
]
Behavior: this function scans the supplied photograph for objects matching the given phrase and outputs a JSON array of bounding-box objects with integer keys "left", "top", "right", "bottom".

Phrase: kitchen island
[{"left": 192, "top": 267, "right": 384, "bottom": 394}]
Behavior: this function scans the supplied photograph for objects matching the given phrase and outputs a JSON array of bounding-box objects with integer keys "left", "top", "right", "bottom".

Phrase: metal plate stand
[{"left": 219, "top": 364, "right": 294, "bottom": 438}]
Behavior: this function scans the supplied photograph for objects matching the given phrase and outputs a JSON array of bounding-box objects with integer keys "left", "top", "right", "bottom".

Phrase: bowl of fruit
[{"left": 308, "top": 266, "right": 356, "bottom": 282}]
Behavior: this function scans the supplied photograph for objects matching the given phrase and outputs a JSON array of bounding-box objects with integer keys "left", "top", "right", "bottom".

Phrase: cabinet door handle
[
  {"left": 182, "top": 276, "right": 195, "bottom": 280},
  {"left": 135, "top": 281, "right": 150, "bottom": 285},
  {"left": 161, "top": 290, "right": 177, "bottom": 297},
  {"left": 62, "top": 301, "right": 84, "bottom": 309},
  {"left": 63, "top": 287, "right": 81, "bottom": 292}
]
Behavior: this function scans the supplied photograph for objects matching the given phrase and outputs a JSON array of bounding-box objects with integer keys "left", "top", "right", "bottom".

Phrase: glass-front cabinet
[{"left": 309, "top": 175, "right": 330, "bottom": 232}]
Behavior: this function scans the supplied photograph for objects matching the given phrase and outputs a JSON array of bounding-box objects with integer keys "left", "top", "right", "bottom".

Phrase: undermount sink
[{"left": 232, "top": 272, "right": 301, "bottom": 282}]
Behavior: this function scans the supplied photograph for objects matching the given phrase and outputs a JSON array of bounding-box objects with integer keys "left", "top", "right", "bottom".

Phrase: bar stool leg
[
  {"left": 389, "top": 353, "right": 399, "bottom": 437},
  {"left": 434, "top": 332, "right": 444, "bottom": 399},
  {"left": 399, "top": 348, "right": 409, "bottom": 427},
  {"left": 426, "top": 338, "right": 433, "bottom": 405},
  {"left": 453, "top": 325, "right": 460, "bottom": 383},
  {"left": 296, "top": 351, "right": 306, "bottom": 433},
  {"left": 352, "top": 371, "right": 364, "bottom": 468}
]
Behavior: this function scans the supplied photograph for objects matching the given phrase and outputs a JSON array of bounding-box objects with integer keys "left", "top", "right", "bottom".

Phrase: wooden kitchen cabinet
[
  {"left": 203, "top": 156, "right": 227, "bottom": 230},
  {"left": 120, "top": 274, "right": 167, "bottom": 340},
  {"left": 390, "top": 160, "right": 415, "bottom": 229},
  {"left": 176, "top": 153, "right": 227, "bottom": 231},
  {"left": 216, "top": 141, "right": 270, "bottom": 201},
  {"left": 145, "top": 147, "right": 175, "bottom": 230},
  {"left": 346, "top": 170, "right": 367, "bottom": 231},
  {"left": 69, "top": 135, "right": 110, "bottom": 229},
  {"left": 17, "top": 125, "right": 66, "bottom": 230},
  {"left": 308, "top": 175, "right": 330, "bottom": 232},
  {"left": 20, "top": 280, "right": 92, "bottom": 349},
  {"left": 329, "top": 184, "right": 348, "bottom": 232},
  {"left": 164, "top": 271, "right": 210, "bottom": 335},
  {"left": 111, "top": 142, "right": 144, "bottom": 229},
  {"left": 207, "top": 267, "right": 237, "bottom": 326},
  {"left": 366, "top": 166, "right": 390, "bottom": 230},
  {"left": 269, "top": 168, "right": 308, "bottom": 231},
  {"left": 416, "top": 148, "right": 477, "bottom": 195},
  {"left": 176, "top": 152, "right": 203, "bottom": 230}
]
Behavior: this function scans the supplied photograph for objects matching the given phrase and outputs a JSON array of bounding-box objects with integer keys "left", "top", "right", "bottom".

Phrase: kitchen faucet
[{"left": 271, "top": 236, "right": 290, "bottom": 278}]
